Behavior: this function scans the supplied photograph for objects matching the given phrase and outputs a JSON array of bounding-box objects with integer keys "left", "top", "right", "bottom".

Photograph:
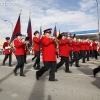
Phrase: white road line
[{"left": 76, "top": 74, "right": 100, "bottom": 77}]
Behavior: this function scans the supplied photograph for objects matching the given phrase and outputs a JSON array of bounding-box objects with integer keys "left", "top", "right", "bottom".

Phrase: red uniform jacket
[
  {"left": 33, "top": 37, "right": 41, "bottom": 51},
  {"left": 89, "top": 43, "right": 92, "bottom": 50},
  {"left": 3, "top": 42, "right": 12, "bottom": 54},
  {"left": 14, "top": 39, "right": 25, "bottom": 55},
  {"left": 85, "top": 42, "right": 90, "bottom": 51},
  {"left": 80, "top": 42, "right": 85, "bottom": 51},
  {"left": 24, "top": 44, "right": 28, "bottom": 54},
  {"left": 41, "top": 36, "right": 56, "bottom": 62},
  {"left": 92, "top": 42, "right": 98, "bottom": 50},
  {"left": 72, "top": 41, "right": 79, "bottom": 52},
  {"left": 78, "top": 42, "right": 81, "bottom": 52},
  {"left": 68, "top": 43, "right": 72, "bottom": 51},
  {"left": 59, "top": 39, "right": 70, "bottom": 57}
]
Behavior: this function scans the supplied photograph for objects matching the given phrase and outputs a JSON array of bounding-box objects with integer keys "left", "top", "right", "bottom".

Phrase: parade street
[{"left": 0, "top": 55, "right": 100, "bottom": 100}]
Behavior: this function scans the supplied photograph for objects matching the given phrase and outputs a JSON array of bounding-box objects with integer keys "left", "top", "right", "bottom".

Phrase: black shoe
[
  {"left": 36, "top": 71, "right": 39, "bottom": 80},
  {"left": 32, "top": 57, "right": 35, "bottom": 61},
  {"left": 82, "top": 62, "right": 86, "bottom": 63},
  {"left": 20, "top": 74, "right": 25, "bottom": 77},
  {"left": 13, "top": 70, "right": 17, "bottom": 76},
  {"left": 9, "top": 65, "right": 12, "bottom": 67},
  {"left": 65, "top": 70, "right": 72, "bottom": 73},
  {"left": 49, "top": 79, "right": 58, "bottom": 81},
  {"left": 34, "top": 67, "right": 40, "bottom": 70},
  {"left": 75, "top": 65, "right": 80, "bottom": 67}
]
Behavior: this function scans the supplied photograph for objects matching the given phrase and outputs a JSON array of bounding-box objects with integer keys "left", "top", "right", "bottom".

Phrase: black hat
[
  {"left": 5, "top": 37, "right": 10, "bottom": 40},
  {"left": 16, "top": 33, "right": 22, "bottom": 37},
  {"left": 57, "top": 33, "right": 66, "bottom": 39},
  {"left": 25, "top": 37, "right": 29, "bottom": 41},
  {"left": 34, "top": 30, "right": 39, "bottom": 35},
  {"left": 44, "top": 28, "right": 52, "bottom": 34},
  {"left": 61, "top": 32, "right": 66, "bottom": 36}
]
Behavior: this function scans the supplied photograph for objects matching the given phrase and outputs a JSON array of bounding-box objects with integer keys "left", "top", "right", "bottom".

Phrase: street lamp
[
  {"left": 4, "top": 20, "right": 13, "bottom": 34},
  {"left": 96, "top": 0, "right": 100, "bottom": 41}
]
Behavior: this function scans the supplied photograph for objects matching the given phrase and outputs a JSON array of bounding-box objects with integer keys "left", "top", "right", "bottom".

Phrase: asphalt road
[{"left": 0, "top": 55, "right": 100, "bottom": 100}]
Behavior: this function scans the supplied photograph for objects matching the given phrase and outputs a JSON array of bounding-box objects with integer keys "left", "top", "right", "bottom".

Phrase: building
[{"left": 0, "top": 39, "right": 5, "bottom": 49}]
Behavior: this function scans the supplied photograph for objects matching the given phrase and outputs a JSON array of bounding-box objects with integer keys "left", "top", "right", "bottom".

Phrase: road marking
[{"left": 76, "top": 74, "right": 100, "bottom": 77}]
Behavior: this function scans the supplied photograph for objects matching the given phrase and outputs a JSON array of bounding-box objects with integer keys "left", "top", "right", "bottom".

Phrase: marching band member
[
  {"left": 56, "top": 33, "right": 72, "bottom": 73},
  {"left": 2, "top": 37, "right": 12, "bottom": 66},
  {"left": 33, "top": 31, "right": 41, "bottom": 70},
  {"left": 85, "top": 38, "right": 90, "bottom": 61},
  {"left": 79, "top": 39, "right": 86, "bottom": 63},
  {"left": 36, "top": 28, "right": 58, "bottom": 81},
  {"left": 71, "top": 37, "right": 80, "bottom": 67},
  {"left": 92, "top": 39, "right": 98, "bottom": 60},
  {"left": 89, "top": 40, "right": 93, "bottom": 58},
  {"left": 69, "top": 34, "right": 73, "bottom": 62},
  {"left": 32, "top": 47, "right": 36, "bottom": 61},
  {"left": 13, "top": 33, "right": 26, "bottom": 77},
  {"left": 23, "top": 37, "right": 29, "bottom": 64}
]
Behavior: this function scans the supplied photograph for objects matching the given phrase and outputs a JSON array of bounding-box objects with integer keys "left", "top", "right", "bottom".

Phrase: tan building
[{"left": 0, "top": 39, "right": 5, "bottom": 49}]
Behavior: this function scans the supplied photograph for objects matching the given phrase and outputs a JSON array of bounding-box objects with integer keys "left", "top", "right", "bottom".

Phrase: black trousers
[
  {"left": 80, "top": 50, "right": 85, "bottom": 62},
  {"left": 56, "top": 52, "right": 59, "bottom": 58},
  {"left": 3, "top": 54, "right": 12, "bottom": 66},
  {"left": 93, "top": 66, "right": 100, "bottom": 74},
  {"left": 93, "top": 50, "right": 98, "bottom": 59},
  {"left": 71, "top": 52, "right": 79, "bottom": 66},
  {"left": 14, "top": 55, "right": 24, "bottom": 74},
  {"left": 37, "top": 62, "right": 56, "bottom": 80},
  {"left": 33, "top": 51, "right": 40, "bottom": 68},
  {"left": 69, "top": 50, "right": 72, "bottom": 62},
  {"left": 24, "top": 53, "right": 27, "bottom": 63},
  {"left": 32, "top": 55, "right": 36, "bottom": 60},
  {"left": 90, "top": 50, "right": 93, "bottom": 58},
  {"left": 56, "top": 56, "right": 69, "bottom": 72},
  {"left": 85, "top": 50, "right": 90, "bottom": 61}
]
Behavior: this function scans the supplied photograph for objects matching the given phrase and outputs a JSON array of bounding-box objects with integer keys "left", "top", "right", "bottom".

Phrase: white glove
[{"left": 5, "top": 46, "right": 11, "bottom": 49}]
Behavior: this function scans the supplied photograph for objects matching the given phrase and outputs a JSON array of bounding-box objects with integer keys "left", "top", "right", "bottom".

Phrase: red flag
[
  {"left": 10, "top": 15, "right": 21, "bottom": 43},
  {"left": 27, "top": 17, "right": 32, "bottom": 45}
]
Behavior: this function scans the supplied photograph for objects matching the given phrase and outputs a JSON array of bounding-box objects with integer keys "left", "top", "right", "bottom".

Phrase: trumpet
[{"left": 49, "top": 36, "right": 62, "bottom": 48}]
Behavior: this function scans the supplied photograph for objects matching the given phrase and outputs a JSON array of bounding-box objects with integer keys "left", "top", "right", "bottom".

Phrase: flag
[
  {"left": 57, "top": 29, "right": 60, "bottom": 38},
  {"left": 53, "top": 24, "right": 57, "bottom": 37},
  {"left": 27, "top": 17, "right": 32, "bottom": 45},
  {"left": 40, "top": 25, "right": 42, "bottom": 48},
  {"left": 40, "top": 25, "right": 42, "bottom": 36},
  {"left": 10, "top": 15, "right": 21, "bottom": 43}
]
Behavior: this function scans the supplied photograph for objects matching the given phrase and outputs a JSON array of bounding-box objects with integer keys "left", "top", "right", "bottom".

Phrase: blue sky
[{"left": 0, "top": 0, "right": 100, "bottom": 39}]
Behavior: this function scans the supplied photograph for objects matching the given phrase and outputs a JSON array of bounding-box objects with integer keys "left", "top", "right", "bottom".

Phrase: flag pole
[
  {"left": 29, "top": 12, "right": 31, "bottom": 18},
  {"left": 55, "top": 22, "right": 57, "bottom": 26},
  {"left": 20, "top": 9, "right": 22, "bottom": 15}
]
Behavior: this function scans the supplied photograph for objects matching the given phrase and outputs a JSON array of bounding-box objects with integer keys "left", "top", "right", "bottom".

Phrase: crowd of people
[{"left": 2, "top": 28, "right": 100, "bottom": 81}]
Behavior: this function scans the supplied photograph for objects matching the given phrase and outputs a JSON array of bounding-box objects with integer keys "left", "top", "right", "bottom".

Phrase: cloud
[
  {"left": 79, "top": 0, "right": 96, "bottom": 12},
  {"left": 0, "top": 0, "right": 99, "bottom": 39}
]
